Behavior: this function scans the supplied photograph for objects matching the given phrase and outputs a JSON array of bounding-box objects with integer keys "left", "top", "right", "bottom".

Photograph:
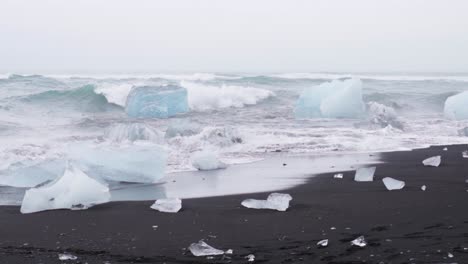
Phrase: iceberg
[
  {"left": 191, "top": 151, "right": 227, "bottom": 171},
  {"left": 104, "top": 123, "right": 163, "bottom": 143},
  {"left": 150, "top": 198, "right": 182, "bottom": 213},
  {"left": 68, "top": 144, "right": 166, "bottom": 183},
  {"left": 351, "top": 236, "right": 367, "bottom": 247},
  {"left": 241, "top": 193, "right": 292, "bottom": 212},
  {"left": 125, "top": 85, "right": 189, "bottom": 118},
  {"left": 294, "top": 78, "right": 365, "bottom": 119},
  {"left": 188, "top": 241, "right": 224, "bottom": 256},
  {"left": 354, "top": 167, "right": 376, "bottom": 182},
  {"left": 20, "top": 164, "right": 110, "bottom": 214},
  {"left": 165, "top": 119, "right": 202, "bottom": 138},
  {"left": 444, "top": 91, "right": 468, "bottom": 120},
  {"left": 382, "top": 177, "right": 405, "bottom": 190},
  {"left": 422, "top": 156, "right": 441, "bottom": 167}
]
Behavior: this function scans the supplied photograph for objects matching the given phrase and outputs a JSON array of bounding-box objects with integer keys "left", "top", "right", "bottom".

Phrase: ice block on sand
[
  {"left": 191, "top": 151, "right": 228, "bottom": 171},
  {"left": 241, "top": 193, "right": 292, "bottom": 211},
  {"left": 188, "top": 241, "right": 224, "bottom": 256},
  {"left": 150, "top": 198, "right": 182, "bottom": 213},
  {"left": 382, "top": 177, "right": 405, "bottom": 190},
  {"left": 351, "top": 236, "right": 367, "bottom": 247},
  {"left": 422, "top": 156, "right": 441, "bottom": 167},
  {"left": 354, "top": 167, "right": 376, "bottom": 182}
]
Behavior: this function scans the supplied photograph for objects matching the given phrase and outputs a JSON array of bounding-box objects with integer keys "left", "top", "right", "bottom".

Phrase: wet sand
[{"left": 1, "top": 145, "right": 468, "bottom": 263}]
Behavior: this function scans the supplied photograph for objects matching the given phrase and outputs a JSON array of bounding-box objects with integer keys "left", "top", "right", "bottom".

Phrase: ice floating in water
[
  {"left": 203, "top": 126, "right": 243, "bottom": 147},
  {"left": 351, "top": 236, "right": 367, "bottom": 247},
  {"left": 354, "top": 167, "right": 376, "bottom": 182},
  {"left": 58, "top": 253, "right": 78, "bottom": 260},
  {"left": 165, "top": 120, "right": 202, "bottom": 138},
  {"left": 68, "top": 144, "right": 166, "bottom": 183},
  {"left": 462, "top": 151, "right": 468, "bottom": 158},
  {"left": 458, "top": 127, "right": 468, "bottom": 137},
  {"left": 317, "top": 239, "right": 329, "bottom": 247},
  {"left": 188, "top": 240, "right": 224, "bottom": 256},
  {"left": 382, "top": 177, "right": 405, "bottom": 190},
  {"left": 444, "top": 91, "right": 468, "bottom": 120},
  {"left": 422, "top": 156, "right": 441, "bottom": 167},
  {"left": 104, "top": 123, "right": 163, "bottom": 143},
  {"left": 294, "top": 78, "right": 365, "bottom": 119},
  {"left": 125, "top": 85, "right": 189, "bottom": 118},
  {"left": 191, "top": 151, "right": 227, "bottom": 171},
  {"left": 421, "top": 185, "right": 427, "bottom": 191},
  {"left": 245, "top": 254, "right": 255, "bottom": 262},
  {"left": 241, "top": 193, "right": 292, "bottom": 211},
  {"left": 333, "top": 173, "right": 343, "bottom": 179},
  {"left": 20, "top": 164, "right": 110, "bottom": 214},
  {"left": 150, "top": 198, "right": 182, "bottom": 213},
  {"left": 367, "top": 101, "right": 404, "bottom": 129}
]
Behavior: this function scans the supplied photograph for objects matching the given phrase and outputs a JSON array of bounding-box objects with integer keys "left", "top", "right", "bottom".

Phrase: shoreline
[{"left": 1, "top": 144, "right": 468, "bottom": 263}]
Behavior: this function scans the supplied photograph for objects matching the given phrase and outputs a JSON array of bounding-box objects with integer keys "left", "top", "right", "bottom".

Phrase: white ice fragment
[
  {"left": 443, "top": 147, "right": 448, "bottom": 151},
  {"left": 351, "top": 236, "right": 367, "bottom": 247},
  {"left": 317, "top": 239, "right": 328, "bottom": 247},
  {"left": 188, "top": 241, "right": 224, "bottom": 257},
  {"left": 448, "top": 252, "right": 454, "bottom": 258},
  {"left": 421, "top": 185, "right": 427, "bottom": 191},
  {"left": 225, "top": 249, "right": 233, "bottom": 254},
  {"left": 333, "top": 173, "right": 343, "bottom": 179},
  {"left": 150, "top": 198, "right": 182, "bottom": 213},
  {"left": 354, "top": 167, "right": 376, "bottom": 182},
  {"left": 58, "top": 253, "right": 78, "bottom": 260},
  {"left": 20, "top": 164, "right": 110, "bottom": 214},
  {"left": 245, "top": 254, "right": 255, "bottom": 262},
  {"left": 191, "top": 151, "right": 227, "bottom": 171},
  {"left": 241, "top": 193, "right": 292, "bottom": 211},
  {"left": 422, "top": 156, "right": 441, "bottom": 167},
  {"left": 463, "top": 151, "right": 468, "bottom": 158},
  {"left": 382, "top": 177, "right": 405, "bottom": 190}
]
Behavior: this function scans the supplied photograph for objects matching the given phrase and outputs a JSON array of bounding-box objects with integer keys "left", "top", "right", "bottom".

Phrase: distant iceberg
[
  {"left": 294, "top": 78, "right": 365, "bottom": 119},
  {"left": 20, "top": 163, "right": 110, "bottom": 214},
  {"left": 444, "top": 91, "right": 468, "bottom": 120},
  {"left": 125, "top": 85, "right": 189, "bottom": 118}
]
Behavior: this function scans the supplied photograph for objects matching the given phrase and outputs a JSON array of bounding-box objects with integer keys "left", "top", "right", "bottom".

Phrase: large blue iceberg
[
  {"left": 294, "top": 78, "right": 365, "bottom": 119},
  {"left": 125, "top": 85, "right": 189, "bottom": 118},
  {"left": 444, "top": 91, "right": 468, "bottom": 120}
]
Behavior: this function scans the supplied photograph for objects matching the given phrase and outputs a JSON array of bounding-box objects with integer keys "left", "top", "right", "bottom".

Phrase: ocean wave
[{"left": 268, "top": 73, "right": 468, "bottom": 82}]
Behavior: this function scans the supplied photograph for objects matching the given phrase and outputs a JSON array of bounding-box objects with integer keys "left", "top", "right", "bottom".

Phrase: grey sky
[{"left": 1, "top": 0, "right": 467, "bottom": 74}]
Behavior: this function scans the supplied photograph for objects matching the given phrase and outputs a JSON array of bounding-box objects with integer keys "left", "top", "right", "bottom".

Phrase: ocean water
[{"left": 0, "top": 72, "right": 468, "bottom": 188}]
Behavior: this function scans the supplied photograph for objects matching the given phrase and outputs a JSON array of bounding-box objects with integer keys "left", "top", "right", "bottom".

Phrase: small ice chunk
[
  {"left": 382, "top": 177, "right": 405, "bottom": 190},
  {"left": 58, "top": 253, "right": 78, "bottom": 260},
  {"left": 20, "top": 164, "right": 110, "bottom": 214},
  {"left": 225, "top": 249, "right": 233, "bottom": 254},
  {"left": 421, "top": 185, "right": 427, "bottom": 191},
  {"left": 151, "top": 198, "right": 182, "bottom": 213},
  {"left": 448, "top": 252, "right": 454, "bottom": 258},
  {"left": 458, "top": 127, "right": 468, "bottom": 136},
  {"left": 188, "top": 240, "right": 224, "bottom": 257},
  {"left": 245, "top": 254, "right": 255, "bottom": 262},
  {"left": 422, "top": 156, "right": 441, "bottom": 167},
  {"left": 444, "top": 91, "right": 468, "bottom": 120},
  {"left": 351, "top": 236, "right": 367, "bottom": 247},
  {"left": 443, "top": 147, "right": 448, "bottom": 151},
  {"left": 333, "top": 173, "right": 343, "bottom": 179},
  {"left": 241, "top": 193, "right": 292, "bottom": 211},
  {"left": 191, "top": 151, "right": 228, "bottom": 171},
  {"left": 317, "top": 239, "right": 328, "bottom": 247},
  {"left": 463, "top": 151, "right": 468, "bottom": 158},
  {"left": 354, "top": 167, "right": 376, "bottom": 182}
]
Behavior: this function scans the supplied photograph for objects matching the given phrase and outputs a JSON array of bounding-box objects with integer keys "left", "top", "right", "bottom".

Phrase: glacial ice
[
  {"left": 68, "top": 144, "right": 166, "bottom": 183},
  {"left": 188, "top": 241, "right": 225, "bottom": 256},
  {"left": 20, "top": 164, "right": 110, "bottom": 214},
  {"left": 191, "top": 151, "right": 227, "bottom": 171},
  {"left": 354, "top": 167, "right": 376, "bottom": 182},
  {"left": 203, "top": 126, "right": 243, "bottom": 147},
  {"left": 294, "top": 78, "right": 365, "bottom": 119},
  {"left": 241, "top": 193, "right": 292, "bottom": 211},
  {"left": 150, "top": 198, "right": 182, "bottom": 213},
  {"left": 421, "top": 185, "right": 427, "bottom": 191},
  {"left": 246, "top": 254, "right": 255, "bottom": 262},
  {"left": 104, "top": 123, "right": 163, "bottom": 143},
  {"left": 58, "top": 253, "right": 78, "bottom": 261},
  {"left": 463, "top": 151, "right": 468, "bottom": 158},
  {"left": 317, "top": 239, "right": 329, "bottom": 247},
  {"left": 351, "top": 236, "right": 367, "bottom": 247},
  {"left": 444, "top": 91, "right": 468, "bottom": 120},
  {"left": 125, "top": 85, "right": 189, "bottom": 118},
  {"left": 333, "top": 173, "right": 343, "bottom": 179},
  {"left": 458, "top": 127, "right": 468, "bottom": 137},
  {"left": 367, "top": 101, "right": 404, "bottom": 129},
  {"left": 422, "top": 156, "right": 441, "bottom": 167},
  {"left": 165, "top": 119, "right": 202, "bottom": 138},
  {"left": 382, "top": 177, "right": 405, "bottom": 190}
]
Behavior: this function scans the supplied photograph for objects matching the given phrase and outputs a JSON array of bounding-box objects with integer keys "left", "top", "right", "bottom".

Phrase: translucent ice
[
  {"left": 463, "top": 151, "right": 468, "bottom": 158},
  {"left": 68, "top": 144, "right": 166, "bottom": 183},
  {"left": 367, "top": 101, "right": 403, "bottom": 129},
  {"left": 354, "top": 167, "right": 376, "bottom": 182},
  {"left": 334, "top": 173, "right": 343, "bottom": 179},
  {"left": 294, "top": 78, "right": 365, "bottom": 119},
  {"left": 382, "top": 177, "right": 405, "bottom": 190},
  {"left": 241, "top": 193, "right": 292, "bottom": 211},
  {"left": 245, "top": 254, "right": 255, "bottom": 262},
  {"left": 125, "top": 85, "right": 189, "bottom": 118},
  {"left": 351, "top": 236, "right": 367, "bottom": 247},
  {"left": 422, "top": 156, "right": 441, "bottom": 167},
  {"left": 421, "top": 185, "right": 427, "bottom": 191},
  {"left": 104, "top": 123, "right": 163, "bottom": 143},
  {"left": 444, "top": 91, "right": 468, "bottom": 120},
  {"left": 188, "top": 240, "right": 224, "bottom": 256},
  {"left": 150, "top": 198, "right": 182, "bottom": 213},
  {"left": 165, "top": 120, "right": 202, "bottom": 138},
  {"left": 58, "top": 253, "right": 78, "bottom": 260},
  {"left": 20, "top": 164, "right": 110, "bottom": 214},
  {"left": 191, "top": 151, "right": 227, "bottom": 171},
  {"left": 317, "top": 239, "right": 328, "bottom": 247}
]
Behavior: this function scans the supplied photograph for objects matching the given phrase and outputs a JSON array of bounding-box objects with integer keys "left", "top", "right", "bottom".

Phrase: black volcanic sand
[{"left": 1, "top": 145, "right": 468, "bottom": 264}]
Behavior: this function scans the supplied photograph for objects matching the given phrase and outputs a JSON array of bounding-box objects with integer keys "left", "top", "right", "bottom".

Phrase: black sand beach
[{"left": 1, "top": 144, "right": 468, "bottom": 263}]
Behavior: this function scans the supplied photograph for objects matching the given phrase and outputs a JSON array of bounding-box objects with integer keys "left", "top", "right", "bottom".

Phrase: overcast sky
[{"left": 1, "top": 0, "right": 467, "bottom": 74}]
